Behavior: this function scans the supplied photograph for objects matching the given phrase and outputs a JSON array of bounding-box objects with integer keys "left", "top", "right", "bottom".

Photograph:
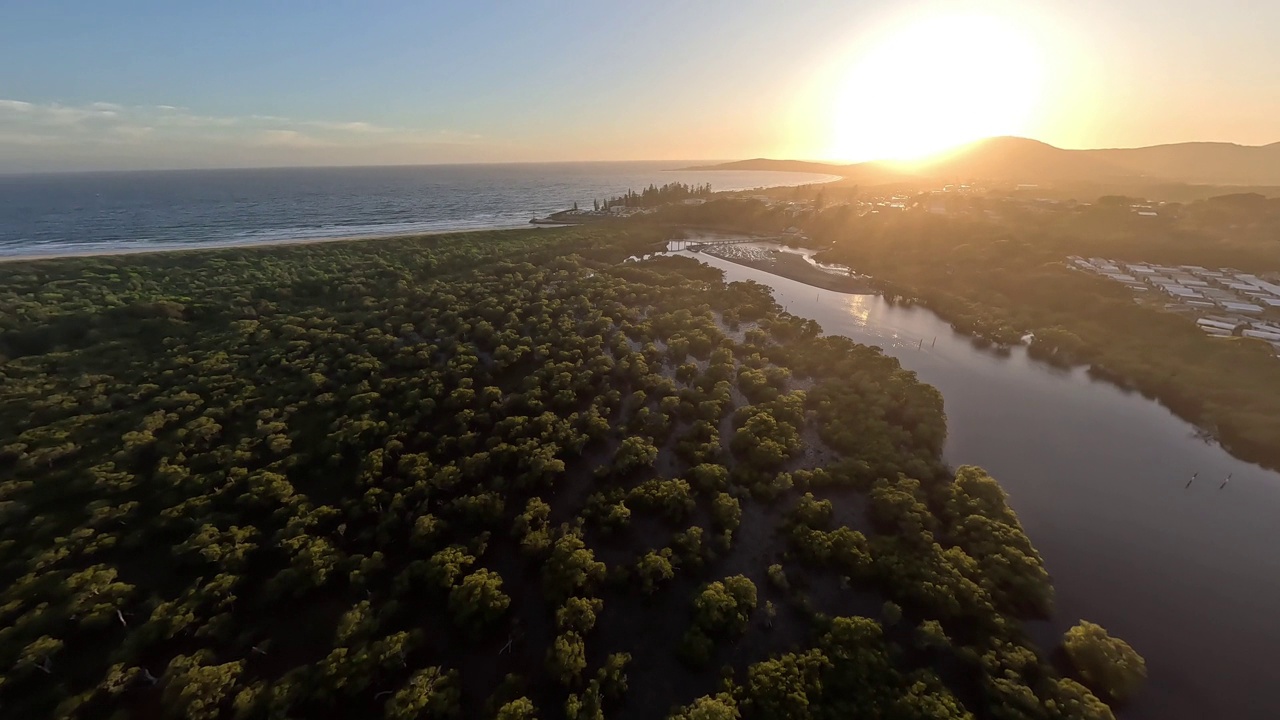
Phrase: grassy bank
[{"left": 702, "top": 247, "right": 873, "bottom": 294}]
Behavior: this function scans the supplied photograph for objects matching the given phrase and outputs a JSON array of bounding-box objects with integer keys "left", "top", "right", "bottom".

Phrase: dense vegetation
[
  {"left": 0, "top": 227, "right": 1133, "bottom": 718},
  {"left": 600, "top": 182, "right": 714, "bottom": 211},
  {"left": 653, "top": 193, "right": 1280, "bottom": 469},
  {"left": 1062, "top": 622, "right": 1147, "bottom": 705}
]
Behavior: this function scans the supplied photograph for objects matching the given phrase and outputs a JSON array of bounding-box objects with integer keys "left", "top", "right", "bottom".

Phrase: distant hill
[
  {"left": 684, "top": 157, "right": 917, "bottom": 186},
  {"left": 1082, "top": 142, "right": 1280, "bottom": 185},
  {"left": 911, "top": 137, "right": 1134, "bottom": 184},
  {"left": 690, "top": 137, "right": 1280, "bottom": 187},
  {"left": 684, "top": 158, "right": 846, "bottom": 175}
]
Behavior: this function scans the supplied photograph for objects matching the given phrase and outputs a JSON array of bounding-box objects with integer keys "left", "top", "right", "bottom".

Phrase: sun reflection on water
[{"left": 846, "top": 294, "right": 872, "bottom": 325}]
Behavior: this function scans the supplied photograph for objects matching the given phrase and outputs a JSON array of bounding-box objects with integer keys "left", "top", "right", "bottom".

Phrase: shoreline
[
  {"left": 698, "top": 247, "right": 874, "bottom": 294},
  {"left": 2, "top": 167, "right": 842, "bottom": 265},
  {"left": 684, "top": 243, "right": 1277, "bottom": 472},
  {"left": 0, "top": 223, "right": 556, "bottom": 264}
]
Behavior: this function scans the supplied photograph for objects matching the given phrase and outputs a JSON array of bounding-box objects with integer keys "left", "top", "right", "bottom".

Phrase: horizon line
[
  {"left": 745, "top": 136, "right": 1280, "bottom": 167},
  {"left": 6, "top": 135, "right": 1280, "bottom": 176},
  {"left": 0, "top": 158, "right": 755, "bottom": 178}
]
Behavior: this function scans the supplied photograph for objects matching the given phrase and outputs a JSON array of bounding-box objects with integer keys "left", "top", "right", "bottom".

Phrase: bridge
[{"left": 670, "top": 237, "right": 777, "bottom": 251}]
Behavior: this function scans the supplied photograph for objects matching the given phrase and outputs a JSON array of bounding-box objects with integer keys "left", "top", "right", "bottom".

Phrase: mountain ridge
[{"left": 689, "top": 137, "right": 1280, "bottom": 186}]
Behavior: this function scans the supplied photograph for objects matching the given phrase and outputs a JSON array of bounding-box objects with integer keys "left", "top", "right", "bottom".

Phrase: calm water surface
[{"left": 680, "top": 247, "right": 1280, "bottom": 720}]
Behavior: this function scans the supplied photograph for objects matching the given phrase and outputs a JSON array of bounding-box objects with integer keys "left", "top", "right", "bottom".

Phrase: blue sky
[{"left": 1, "top": 0, "right": 1277, "bottom": 171}]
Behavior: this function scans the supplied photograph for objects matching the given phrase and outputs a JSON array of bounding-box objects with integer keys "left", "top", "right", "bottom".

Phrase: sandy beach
[{"left": 0, "top": 223, "right": 558, "bottom": 264}]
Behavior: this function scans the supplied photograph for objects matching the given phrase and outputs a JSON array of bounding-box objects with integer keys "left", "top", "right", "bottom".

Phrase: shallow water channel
[{"left": 675, "top": 245, "right": 1280, "bottom": 720}]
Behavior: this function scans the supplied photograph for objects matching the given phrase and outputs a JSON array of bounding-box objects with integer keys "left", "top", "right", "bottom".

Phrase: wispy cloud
[
  {"left": 152, "top": 111, "right": 241, "bottom": 128},
  {"left": 0, "top": 130, "right": 61, "bottom": 146},
  {"left": 305, "top": 120, "right": 389, "bottom": 133},
  {"left": 254, "top": 129, "right": 334, "bottom": 148},
  {"left": 110, "top": 125, "right": 154, "bottom": 140},
  {"left": 0, "top": 97, "right": 493, "bottom": 170},
  {"left": 0, "top": 99, "right": 124, "bottom": 131},
  {"left": 0, "top": 97, "right": 474, "bottom": 148}
]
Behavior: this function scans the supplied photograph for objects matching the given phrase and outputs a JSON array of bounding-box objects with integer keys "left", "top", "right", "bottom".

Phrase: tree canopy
[
  {"left": 0, "top": 225, "right": 1129, "bottom": 719},
  {"left": 1063, "top": 621, "right": 1148, "bottom": 704}
]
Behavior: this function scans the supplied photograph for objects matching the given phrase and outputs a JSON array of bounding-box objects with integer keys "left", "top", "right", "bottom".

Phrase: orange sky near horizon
[
  {"left": 2, "top": 0, "right": 1277, "bottom": 171},
  {"left": 774, "top": 1, "right": 1280, "bottom": 164}
]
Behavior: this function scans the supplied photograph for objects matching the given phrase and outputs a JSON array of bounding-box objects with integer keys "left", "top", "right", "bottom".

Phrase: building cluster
[
  {"left": 1070, "top": 257, "right": 1280, "bottom": 352},
  {"left": 866, "top": 196, "right": 910, "bottom": 212},
  {"left": 556, "top": 205, "right": 657, "bottom": 220}
]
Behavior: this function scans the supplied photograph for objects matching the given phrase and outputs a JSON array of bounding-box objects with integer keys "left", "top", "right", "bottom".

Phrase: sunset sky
[{"left": 2, "top": 0, "right": 1277, "bottom": 172}]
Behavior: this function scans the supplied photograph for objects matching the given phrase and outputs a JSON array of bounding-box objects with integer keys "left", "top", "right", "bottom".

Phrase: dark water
[
  {"left": 0, "top": 163, "right": 836, "bottom": 258},
  {"left": 681, "top": 248, "right": 1280, "bottom": 720}
]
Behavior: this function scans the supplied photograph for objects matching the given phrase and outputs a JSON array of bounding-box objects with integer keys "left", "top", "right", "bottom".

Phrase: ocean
[{"left": 0, "top": 162, "right": 837, "bottom": 258}]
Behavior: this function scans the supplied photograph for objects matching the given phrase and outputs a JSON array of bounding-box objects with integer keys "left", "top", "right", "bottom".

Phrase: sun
[{"left": 826, "top": 12, "right": 1046, "bottom": 163}]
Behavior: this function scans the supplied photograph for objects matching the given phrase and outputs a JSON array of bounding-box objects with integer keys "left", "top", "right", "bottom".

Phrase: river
[{"left": 675, "top": 245, "right": 1280, "bottom": 720}]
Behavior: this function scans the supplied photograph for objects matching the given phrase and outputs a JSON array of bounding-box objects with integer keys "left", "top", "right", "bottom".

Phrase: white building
[
  {"left": 1243, "top": 329, "right": 1280, "bottom": 343},
  {"left": 1197, "top": 318, "right": 1238, "bottom": 332},
  {"left": 1237, "top": 275, "right": 1280, "bottom": 297},
  {"left": 1222, "top": 301, "right": 1264, "bottom": 314}
]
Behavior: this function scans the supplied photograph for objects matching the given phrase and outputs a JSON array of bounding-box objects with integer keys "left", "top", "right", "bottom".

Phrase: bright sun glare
[{"left": 828, "top": 12, "right": 1045, "bottom": 163}]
